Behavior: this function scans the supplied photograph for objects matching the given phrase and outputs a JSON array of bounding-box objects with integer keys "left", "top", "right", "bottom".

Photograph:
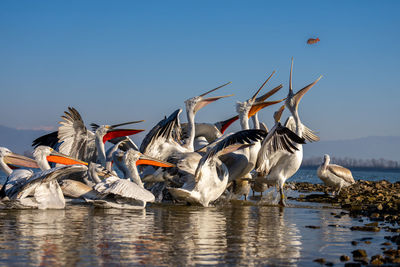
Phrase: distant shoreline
[{"left": 301, "top": 165, "right": 400, "bottom": 173}]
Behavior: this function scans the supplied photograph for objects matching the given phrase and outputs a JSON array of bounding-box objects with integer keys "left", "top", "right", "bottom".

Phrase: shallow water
[
  {"left": 0, "top": 199, "right": 396, "bottom": 266},
  {"left": 0, "top": 169, "right": 399, "bottom": 266}
]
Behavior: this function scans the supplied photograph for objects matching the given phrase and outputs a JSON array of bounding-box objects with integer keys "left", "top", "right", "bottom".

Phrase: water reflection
[{"left": 0, "top": 202, "right": 390, "bottom": 266}]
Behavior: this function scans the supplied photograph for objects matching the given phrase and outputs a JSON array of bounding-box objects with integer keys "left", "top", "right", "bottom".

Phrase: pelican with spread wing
[
  {"left": 168, "top": 129, "right": 267, "bottom": 207},
  {"left": 256, "top": 58, "right": 321, "bottom": 206}
]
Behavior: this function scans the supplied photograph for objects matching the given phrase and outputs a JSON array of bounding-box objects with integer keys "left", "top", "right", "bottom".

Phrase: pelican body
[{"left": 317, "top": 154, "right": 355, "bottom": 195}]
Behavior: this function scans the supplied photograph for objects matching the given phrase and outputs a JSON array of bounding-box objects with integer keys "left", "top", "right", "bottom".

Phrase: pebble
[
  {"left": 305, "top": 225, "right": 321, "bottom": 229},
  {"left": 313, "top": 258, "right": 325, "bottom": 264},
  {"left": 340, "top": 255, "right": 350, "bottom": 261},
  {"left": 352, "top": 249, "right": 367, "bottom": 258}
]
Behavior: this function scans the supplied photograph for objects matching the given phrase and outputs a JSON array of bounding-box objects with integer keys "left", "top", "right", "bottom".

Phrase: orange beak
[
  {"left": 248, "top": 99, "right": 286, "bottom": 118},
  {"left": 136, "top": 154, "right": 175, "bottom": 168},
  {"left": 46, "top": 150, "right": 88, "bottom": 166}
]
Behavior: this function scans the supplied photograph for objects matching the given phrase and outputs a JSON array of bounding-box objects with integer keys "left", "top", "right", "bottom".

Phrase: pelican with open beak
[{"left": 183, "top": 82, "right": 233, "bottom": 152}]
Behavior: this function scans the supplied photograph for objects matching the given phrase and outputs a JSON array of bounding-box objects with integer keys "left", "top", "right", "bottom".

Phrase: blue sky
[{"left": 0, "top": 0, "right": 399, "bottom": 141}]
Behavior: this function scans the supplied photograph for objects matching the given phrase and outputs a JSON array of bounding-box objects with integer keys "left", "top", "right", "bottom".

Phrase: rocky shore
[{"left": 288, "top": 180, "right": 400, "bottom": 265}]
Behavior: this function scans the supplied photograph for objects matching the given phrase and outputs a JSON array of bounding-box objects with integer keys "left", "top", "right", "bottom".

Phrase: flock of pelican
[{"left": 0, "top": 58, "right": 355, "bottom": 210}]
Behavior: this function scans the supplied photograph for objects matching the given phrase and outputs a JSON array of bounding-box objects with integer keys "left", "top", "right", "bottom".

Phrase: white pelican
[
  {"left": 256, "top": 58, "right": 321, "bottom": 206},
  {"left": 33, "top": 107, "right": 144, "bottom": 166},
  {"left": 168, "top": 129, "right": 266, "bottom": 207},
  {"left": 317, "top": 154, "right": 355, "bottom": 195},
  {"left": 140, "top": 82, "right": 232, "bottom": 158},
  {"left": 0, "top": 146, "right": 87, "bottom": 209},
  {"left": 221, "top": 72, "right": 284, "bottom": 185},
  {"left": 86, "top": 149, "right": 175, "bottom": 209},
  {"left": 140, "top": 83, "right": 233, "bottom": 200}
]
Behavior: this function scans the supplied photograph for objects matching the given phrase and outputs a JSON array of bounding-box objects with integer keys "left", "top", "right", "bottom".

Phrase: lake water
[
  {"left": 0, "top": 168, "right": 399, "bottom": 266},
  {"left": 290, "top": 167, "right": 400, "bottom": 184},
  {"left": 0, "top": 201, "right": 396, "bottom": 266}
]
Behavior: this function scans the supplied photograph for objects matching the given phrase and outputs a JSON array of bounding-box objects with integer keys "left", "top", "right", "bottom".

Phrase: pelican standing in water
[
  {"left": 317, "top": 154, "right": 355, "bottom": 195},
  {"left": 256, "top": 58, "right": 321, "bottom": 206}
]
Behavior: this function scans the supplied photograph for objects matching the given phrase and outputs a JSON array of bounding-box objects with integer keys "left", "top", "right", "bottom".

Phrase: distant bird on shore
[
  {"left": 307, "top": 37, "right": 320, "bottom": 45},
  {"left": 317, "top": 154, "right": 355, "bottom": 195}
]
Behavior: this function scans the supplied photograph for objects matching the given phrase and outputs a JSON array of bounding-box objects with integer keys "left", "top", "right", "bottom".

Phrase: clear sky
[{"left": 1, "top": 0, "right": 399, "bottom": 141}]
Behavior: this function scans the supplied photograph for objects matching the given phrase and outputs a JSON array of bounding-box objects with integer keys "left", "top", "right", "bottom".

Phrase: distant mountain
[
  {"left": 303, "top": 136, "right": 400, "bottom": 162},
  {"left": 0, "top": 125, "right": 48, "bottom": 154}
]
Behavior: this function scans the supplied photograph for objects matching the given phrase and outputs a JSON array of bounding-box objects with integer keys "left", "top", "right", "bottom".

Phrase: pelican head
[
  {"left": 285, "top": 57, "right": 322, "bottom": 114},
  {"left": 273, "top": 105, "right": 286, "bottom": 123},
  {"left": 0, "top": 147, "right": 12, "bottom": 158},
  {"left": 124, "top": 149, "right": 175, "bottom": 168},
  {"left": 185, "top": 82, "right": 233, "bottom": 114},
  {"left": 323, "top": 154, "right": 330, "bottom": 164}
]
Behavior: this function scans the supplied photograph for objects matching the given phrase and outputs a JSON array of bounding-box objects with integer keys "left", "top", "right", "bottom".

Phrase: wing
[
  {"left": 0, "top": 169, "right": 33, "bottom": 199},
  {"left": 256, "top": 123, "right": 306, "bottom": 175},
  {"left": 32, "top": 131, "right": 59, "bottom": 149},
  {"left": 58, "top": 107, "right": 97, "bottom": 162},
  {"left": 284, "top": 116, "right": 320, "bottom": 142},
  {"left": 101, "top": 178, "right": 155, "bottom": 202},
  {"left": 16, "top": 165, "right": 88, "bottom": 199},
  {"left": 140, "top": 109, "right": 182, "bottom": 154},
  {"left": 195, "top": 129, "right": 267, "bottom": 181},
  {"left": 327, "top": 164, "right": 355, "bottom": 184}
]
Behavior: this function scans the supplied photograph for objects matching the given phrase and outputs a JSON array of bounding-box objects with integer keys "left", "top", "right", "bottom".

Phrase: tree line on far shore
[{"left": 302, "top": 156, "right": 400, "bottom": 170}]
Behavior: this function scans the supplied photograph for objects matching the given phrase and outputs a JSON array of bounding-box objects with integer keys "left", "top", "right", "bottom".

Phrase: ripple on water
[{"left": 0, "top": 191, "right": 397, "bottom": 265}]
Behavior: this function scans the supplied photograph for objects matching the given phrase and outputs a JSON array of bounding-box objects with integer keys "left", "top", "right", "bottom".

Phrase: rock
[
  {"left": 371, "top": 254, "right": 384, "bottom": 261},
  {"left": 353, "top": 257, "right": 369, "bottom": 265},
  {"left": 370, "top": 258, "right": 384, "bottom": 265},
  {"left": 313, "top": 258, "right": 325, "bottom": 264},
  {"left": 340, "top": 255, "right": 351, "bottom": 261},
  {"left": 364, "top": 240, "right": 371, "bottom": 244},
  {"left": 305, "top": 225, "right": 321, "bottom": 229},
  {"left": 381, "top": 242, "right": 391, "bottom": 246},
  {"left": 351, "top": 241, "right": 358, "bottom": 246},
  {"left": 383, "top": 249, "right": 398, "bottom": 256},
  {"left": 365, "top": 222, "right": 379, "bottom": 227},
  {"left": 350, "top": 226, "right": 380, "bottom": 232},
  {"left": 352, "top": 249, "right": 367, "bottom": 258}
]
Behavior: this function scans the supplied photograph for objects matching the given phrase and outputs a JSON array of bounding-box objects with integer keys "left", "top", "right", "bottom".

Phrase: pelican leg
[
  {"left": 244, "top": 194, "right": 247, "bottom": 201},
  {"left": 337, "top": 184, "right": 343, "bottom": 196},
  {"left": 278, "top": 186, "right": 286, "bottom": 207}
]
